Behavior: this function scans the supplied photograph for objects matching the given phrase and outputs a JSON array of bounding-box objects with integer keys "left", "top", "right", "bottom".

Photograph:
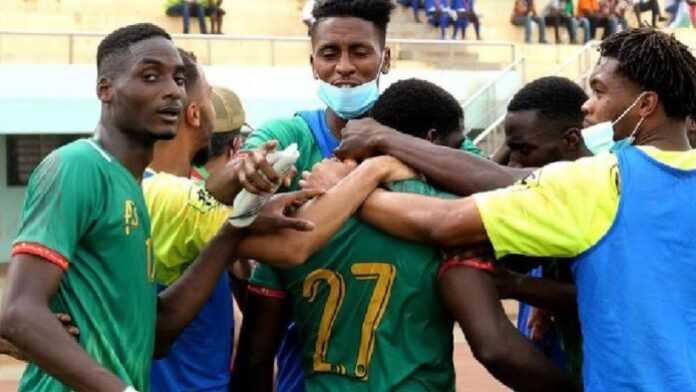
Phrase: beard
[{"left": 191, "top": 144, "right": 212, "bottom": 167}]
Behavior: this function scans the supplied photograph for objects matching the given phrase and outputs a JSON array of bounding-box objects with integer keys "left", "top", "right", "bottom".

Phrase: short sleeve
[
  {"left": 473, "top": 154, "right": 619, "bottom": 259},
  {"left": 249, "top": 263, "right": 286, "bottom": 298},
  {"left": 460, "top": 137, "right": 485, "bottom": 157},
  {"left": 243, "top": 117, "right": 302, "bottom": 152},
  {"left": 13, "top": 150, "right": 99, "bottom": 270},
  {"left": 143, "top": 173, "right": 232, "bottom": 285}
]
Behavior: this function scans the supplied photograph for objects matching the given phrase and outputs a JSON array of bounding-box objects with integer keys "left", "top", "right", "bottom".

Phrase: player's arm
[
  {"left": 493, "top": 261, "right": 577, "bottom": 315},
  {"left": 439, "top": 266, "right": 579, "bottom": 391},
  {"left": 334, "top": 118, "right": 532, "bottom": 195},
  {"left": 360, "top": 189, "right": 488, "bottom": 247},
  {"left": 0, "top": 255, "right": 127, "bottom": 392},
  {"left": 154, "top": 190, "right": 319, "bottom": 357},
  {"left": 231, "top": 287, "right": 289, "bottom": 392},
  {"left": 237, "top": 156, "right": 414, "bottom": 266}
]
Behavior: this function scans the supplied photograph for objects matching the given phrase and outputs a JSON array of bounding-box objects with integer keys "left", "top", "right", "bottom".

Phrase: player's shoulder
[
  {"left": 32, "top": 139, "right": 103, "bottom": 182},
  {"left": 521, "top": 153, "right": 617, "bottom": 190}
]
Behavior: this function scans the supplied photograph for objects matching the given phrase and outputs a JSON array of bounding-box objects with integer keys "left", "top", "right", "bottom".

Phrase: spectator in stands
[
  {"left": 398, "top": 0, "right": 425, "bottom": 23},
  {"left": 425, "top": 0, "right": 442, "bottom": 26},
  {"left": 633, "top": 0, "right": 667, "bottom": 26},
  {"left": 452, "top": 0, "right": 482, "bottom": 40},
  {"left": 608, "top": 0, "right": 630, "bottom": 31},
  {"left": 577, "top": 0, "right": 617, "bottom": 39},
  {"left": 543, "top": 0, "right": 590, "bottom": 43},
  {"left": 511, "top": 0, "right": 548, "bottom": 44},
  {"left": 208, "top": 0, "right": 225, "bottom": 34},
  {"left": 165, "top": 0, "right": 208, "bottom": 34}
]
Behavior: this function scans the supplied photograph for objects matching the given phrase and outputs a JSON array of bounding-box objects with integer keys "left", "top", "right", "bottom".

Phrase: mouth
[
  {"left": 331, "top": 80, "right": 360, "bottom": 88},
  {"left": 156, "top": 105, "right": 182, "bottom": 124}
]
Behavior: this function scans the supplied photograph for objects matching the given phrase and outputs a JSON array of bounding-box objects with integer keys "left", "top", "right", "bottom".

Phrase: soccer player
[
  {"left": 0, "top": 24, "right": 318, "bottom": 392},
  {"left": 347, "top": 28, "right": 696, "bottom": 392}
]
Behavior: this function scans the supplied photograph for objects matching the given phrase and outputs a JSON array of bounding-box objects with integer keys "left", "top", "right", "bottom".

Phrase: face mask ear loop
[
  {"left": 612, "top": 92, "right": 648, "bottom": 126},
  {"left": 627, "top": 116, "right": 646, "bottom": 144}
]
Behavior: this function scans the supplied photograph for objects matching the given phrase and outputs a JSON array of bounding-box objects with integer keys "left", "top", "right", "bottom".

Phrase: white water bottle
[{"left": 229, "top": 143, "right": 300, "bottom": 227}]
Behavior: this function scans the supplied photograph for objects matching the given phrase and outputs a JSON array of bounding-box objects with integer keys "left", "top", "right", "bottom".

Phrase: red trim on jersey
[
  {"left": 247, "top": 284, "right": 287, "bottom": 299},
  {"left": 12, "top": 242, "right": 69, "bottom": 271},
  {"left": 438, "top": 257, "right": 494, "bottom": 279}
]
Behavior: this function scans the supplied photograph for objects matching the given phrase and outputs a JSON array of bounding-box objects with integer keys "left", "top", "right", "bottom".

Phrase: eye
[
  {"left": 174, "top": 76, "right": 186, "bottom": 86},
  {"left": 143, "top": 73, "right": 158, "bottom": 82}
]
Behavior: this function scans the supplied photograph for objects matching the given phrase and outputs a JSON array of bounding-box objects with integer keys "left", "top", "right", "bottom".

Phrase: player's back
[{"left": 276, "top": 215, "right": 454, "bottom": 391}]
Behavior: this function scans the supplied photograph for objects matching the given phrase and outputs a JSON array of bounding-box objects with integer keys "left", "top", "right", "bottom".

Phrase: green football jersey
[
  {"left": 12, "top": 139, "right": 157, "bottom": 392},
  {"left": 244, "top": 115, "right": 478, "bottom": 391}
]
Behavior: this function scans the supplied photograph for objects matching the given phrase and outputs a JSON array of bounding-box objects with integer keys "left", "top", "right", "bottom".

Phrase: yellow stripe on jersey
[
  {"left": 143, "top": 172, "right": 232, "bottom": 285},
  {"left": 474, "top": 146, "right": 696, "bottom": 260}
]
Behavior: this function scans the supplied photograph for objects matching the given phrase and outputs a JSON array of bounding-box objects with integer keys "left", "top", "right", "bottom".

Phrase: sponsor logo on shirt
[{"left": 124, "top": 200, "right": 139, "bottom": 235}]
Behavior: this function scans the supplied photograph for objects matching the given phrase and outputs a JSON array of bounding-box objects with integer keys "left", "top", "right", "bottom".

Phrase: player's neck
[
  {"left": 150, "top": 139, "right": 192, "bottom": 177},
  {"left": 95, "top": 122, "right": 154, "bottom": 182},
  {"left": 636, "top": 119, "right": 691, "bottom": 152},
  {"left": 326, "top": 109, "right": 348, "bottom": 140}
]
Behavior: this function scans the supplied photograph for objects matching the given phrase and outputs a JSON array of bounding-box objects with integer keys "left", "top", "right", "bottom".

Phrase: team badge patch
[{"left": 187, "top": 186, "right": 219, "bottom": 213}]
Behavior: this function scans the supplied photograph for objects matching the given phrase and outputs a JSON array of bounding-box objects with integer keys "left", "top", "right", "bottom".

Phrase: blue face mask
[
  {"left": 317, "top": 56, "right": 384, "bottom": 120},
  {"left": 581, "top": 92, "right": 647, "bottom": 155}
]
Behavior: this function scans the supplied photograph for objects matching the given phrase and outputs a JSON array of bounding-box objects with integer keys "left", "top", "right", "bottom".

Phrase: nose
[
  {"left": 165, "top": 76, "right": 186, "bottom": 103},
  {"left": 581, "top": 96, "right": 593, "bottom": 117},
  {"left": 335, "top": 52, "right": 356, "bottom": 78}
]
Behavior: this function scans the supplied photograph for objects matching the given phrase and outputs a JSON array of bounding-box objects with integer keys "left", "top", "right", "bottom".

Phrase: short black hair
[
  {"left": 177, "top": 48, "right": 200, "bottom": 91},
  {"left": 209, "top": 131, "right": 238, "bottom": 158},
  {"left": 507, "top": 76, "right": 588, "bottom": 132},
  {"left": 97, "top": 23, "right": 171, "bottom": 76},
  {"left": 370, "top": 78, "right": 463, "bottom": 139},
  {"left": 600, "top": 27, "right": 696, "bottom": 119},
  {"left": 311, "top": 0, "right": 394, "bottom": 44}
]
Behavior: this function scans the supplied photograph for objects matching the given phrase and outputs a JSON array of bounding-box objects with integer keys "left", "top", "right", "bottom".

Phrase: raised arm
[
  {"left": 237, "top": 156, "right": 414, "bottom": 266},
  {"left": 334, "top": 118, "right": 531, "bottom": 196},
  {"left": 0, "top": 256, "right": 127, "bottom": 391},
  {"left": 154, "top": 190, "right": 319, "bottom": 356},
  {"left": 359, "top": 189, "right": 488, "bottom": 248}
]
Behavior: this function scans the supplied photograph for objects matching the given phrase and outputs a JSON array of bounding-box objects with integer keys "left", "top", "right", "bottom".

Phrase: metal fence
[
  {"left": 0, "top": 30, "right": 517, "bottom": 69},
  {"left": 473, "top": 41, "right": 601, "bottom": 156}
]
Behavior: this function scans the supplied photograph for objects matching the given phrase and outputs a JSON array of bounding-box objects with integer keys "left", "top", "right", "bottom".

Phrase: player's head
[
  {"left": 204, "top": 86, "right": 250, "bottom": 174},
  {"left": 177, "top": 49, "right": 216, "bottom": 167},
  {"left": 96, "top": 23, "right": 185, "bottom": 141},
  {"left": 582, "top": 28, "right": 696, "bottom": 142},
  {"left": 370, "top": 78, "right": 465, "bottom": 148},
  {"left": 506, "top": 76, "right": 589, "bottom": 168},
  {"left": 310, "top": 0, "right": 393, "bottom": 100}
]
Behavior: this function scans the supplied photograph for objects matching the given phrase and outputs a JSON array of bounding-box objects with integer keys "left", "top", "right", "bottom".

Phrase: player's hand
[
  {"left": 299, "top": 159, "right": 357, "bottom": 192},
  {"left": 528, "top": 308, "right": 553, "bottom": 342},
  {"left": 237, "top": 141, "right": 283, "bottom": 194},
  {"left": 0, "top": 313, "right": 79, "bottom": 361},
  {"left": 371, "top": 156, "right": 418, "bottom": 183},
  {"left": 206, "top": 140, "right": 289, "bottom": 204},
  {"left": 247, "top": 189, "right": 324, "bottom": 233},
  {"left": 334, "top": 118, "right": 396, "bottom": 160}
]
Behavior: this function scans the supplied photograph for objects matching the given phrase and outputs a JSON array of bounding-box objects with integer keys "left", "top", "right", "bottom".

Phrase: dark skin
[
  {"left": 231, "top": 17, "right": 393, "bottom": 390},
  {"left": 309, "top": 113, "right": 585, "bottom": 391},
  {"left": 0, "top": 36, "right": 187, "bottom": 392},
  {"left": 334, "top": 117, "right": 532, "bottom": 196},
  {"left": 0, "top": 36, "right": 320, "bottom": 392}
]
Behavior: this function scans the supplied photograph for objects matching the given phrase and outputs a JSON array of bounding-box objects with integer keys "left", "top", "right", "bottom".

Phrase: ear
[
  {"left": 97, "top": 77, "right": 113, "bottom": 102},
  {"left": 638, "top": 91, "right": 659, "bottom": 118},
  {"left": 186, "top": 102, "right": 200, "bottom": 128},
  {"left": 381, "top": 47, "right": 392, "bottom": 75},
  {"left": 563, "top": 127, "right": 582, "bottom": 150},
  {"left": 425, "top": 128, "right": 438, "bottom": 143},
  {"left": 231, "top": 135, "right": 242, "bottom": 155}
]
